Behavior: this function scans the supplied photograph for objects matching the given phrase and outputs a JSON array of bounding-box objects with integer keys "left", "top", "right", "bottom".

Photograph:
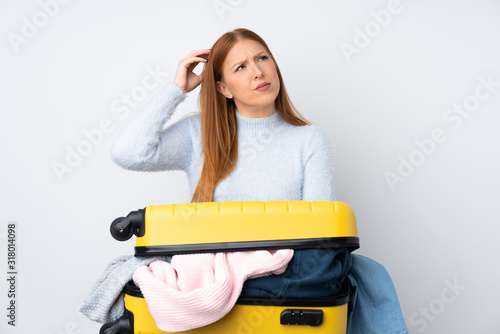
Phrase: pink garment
[{"left": 132, "top": 249, "right": 294, "bottom": 332}]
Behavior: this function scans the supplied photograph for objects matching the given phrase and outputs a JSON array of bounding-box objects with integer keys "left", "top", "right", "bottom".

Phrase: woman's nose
[{"left": 251, "top": 63, "right": 264, "bottom": 78}]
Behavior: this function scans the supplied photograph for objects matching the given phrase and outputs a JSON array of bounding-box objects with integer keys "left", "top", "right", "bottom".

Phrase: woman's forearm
[{"left": 110, "top": 82, "right": 188, "bottom": 171}]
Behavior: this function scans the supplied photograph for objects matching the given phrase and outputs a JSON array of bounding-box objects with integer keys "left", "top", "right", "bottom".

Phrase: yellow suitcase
[{"left": 102, "top": 200, "right": 358, "bottom": 334}]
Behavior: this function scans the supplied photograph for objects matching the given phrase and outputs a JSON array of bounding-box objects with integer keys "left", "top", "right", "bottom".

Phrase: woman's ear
[{"left": 216, "top": 81, "right": 233, "bottom": 99}]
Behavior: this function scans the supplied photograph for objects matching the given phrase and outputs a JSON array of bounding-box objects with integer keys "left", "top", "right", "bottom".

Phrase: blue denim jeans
[
  {"left": 241, "top": 248, "right": 351, "bottom": 297},
  {"left": 240, "top": 249, "right": 408, "bottom": 334},
  {"left": 346, "top": 254, "right": 408, "bottom": 334}
]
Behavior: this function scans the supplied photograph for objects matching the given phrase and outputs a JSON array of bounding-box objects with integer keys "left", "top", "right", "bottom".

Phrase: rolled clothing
[
  {"left": 78, "top": 254, "right": 171, "bottom": 324},
  {"left": 133, "top": 249, "right": 294, "bottom": 332}
]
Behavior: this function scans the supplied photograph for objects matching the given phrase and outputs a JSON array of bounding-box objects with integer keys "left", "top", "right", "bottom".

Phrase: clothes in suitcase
[{"left": 102, "top": 200, "right": 359, "bottom": 334}]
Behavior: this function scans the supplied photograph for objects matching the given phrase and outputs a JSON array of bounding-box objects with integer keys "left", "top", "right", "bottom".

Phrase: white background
[{"left": 1, "top": 0, "right": 499, "bottom": 333}]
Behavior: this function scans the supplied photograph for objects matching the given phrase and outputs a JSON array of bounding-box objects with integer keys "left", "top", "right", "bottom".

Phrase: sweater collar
[{"left": 235, "top": 108, "right": 285, "bottom": 135}]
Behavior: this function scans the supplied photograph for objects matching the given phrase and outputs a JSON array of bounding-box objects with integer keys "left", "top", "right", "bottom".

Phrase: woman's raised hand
[{"left": 173, "top": 49, "right": 210, "bottom": 93}]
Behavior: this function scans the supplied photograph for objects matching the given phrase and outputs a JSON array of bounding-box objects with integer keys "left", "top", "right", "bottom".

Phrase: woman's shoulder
[
  {"left": 176, "top": 112, "right": 201, "bottom": 130},
  {"left": 179, "top": 111, "right": 201, "bottom": 122},
  {"left": 302, "top": 122, "right": 326, "bottom": 134},
  {"left": 290, "top": 123, "right": 333, "bottom": 156},
  {"left": 289, "top": 122, "right": 330, "bottom": 143}
]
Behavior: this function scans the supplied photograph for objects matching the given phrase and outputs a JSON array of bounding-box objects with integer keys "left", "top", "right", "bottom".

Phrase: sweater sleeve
[
  {"left": 301, "top": 126, "right": 337, "bottom": 202},
  {"left": 110, "top": 82, "right": 194, "bottom": 172}
]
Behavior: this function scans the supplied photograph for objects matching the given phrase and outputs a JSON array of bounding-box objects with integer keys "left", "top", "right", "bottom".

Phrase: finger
[
  {"left": 186, "top": 62, "right": 197, "bottom": 73},
  {"left": 191, "top": 56, "right": 209, "bottom": 62},
  {"left": 184, "top": 57, "right": 208, "bottom": 71},
  {"left": 188, "top": 49, "right": 211, "bottom": 55},
  {"left": 186, "top": 49, "right": 211, "bottom": 60},
  {"left": 181, "top": 56, "right": 208, "bottom": 67}
]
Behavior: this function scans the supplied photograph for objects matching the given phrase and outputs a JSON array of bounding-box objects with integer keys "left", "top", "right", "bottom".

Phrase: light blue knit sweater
[{"left": 110, "top": 81, "right": 336, "bottom": 203}]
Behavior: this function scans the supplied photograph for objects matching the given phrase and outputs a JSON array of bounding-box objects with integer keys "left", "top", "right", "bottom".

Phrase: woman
[{"left": 111, "top": 28, "right": 408, "bottom": 334}]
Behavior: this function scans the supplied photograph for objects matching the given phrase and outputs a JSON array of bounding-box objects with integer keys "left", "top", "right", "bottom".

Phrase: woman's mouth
[{"left": 255, "top": 82, "right": 271, "bottom": 91}]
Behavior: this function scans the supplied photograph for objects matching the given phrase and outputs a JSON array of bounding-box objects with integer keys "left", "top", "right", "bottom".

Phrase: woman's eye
[{"left": 235, "top": 56, "right": 268, "bottom": 72}]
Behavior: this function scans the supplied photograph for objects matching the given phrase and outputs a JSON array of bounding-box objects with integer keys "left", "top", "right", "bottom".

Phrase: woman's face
[{"left": 216, "top": 39, "right": 280, "bottom": 116}]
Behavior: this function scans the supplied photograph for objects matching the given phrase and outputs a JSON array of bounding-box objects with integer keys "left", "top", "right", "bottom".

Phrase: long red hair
[{"left": 191, "top": 28, "right": 311, "bottom": 203}]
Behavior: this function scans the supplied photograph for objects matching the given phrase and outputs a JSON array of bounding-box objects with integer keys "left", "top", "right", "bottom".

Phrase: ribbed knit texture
[
  {"left": 110, "top": 81, "right": 336, "bottom": 202},
  {"left": 133, "top": 250, "right": 294, "bottom": 332},
  {"left": 78, "top": 255, "right": 171, "bottom": 323}
]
